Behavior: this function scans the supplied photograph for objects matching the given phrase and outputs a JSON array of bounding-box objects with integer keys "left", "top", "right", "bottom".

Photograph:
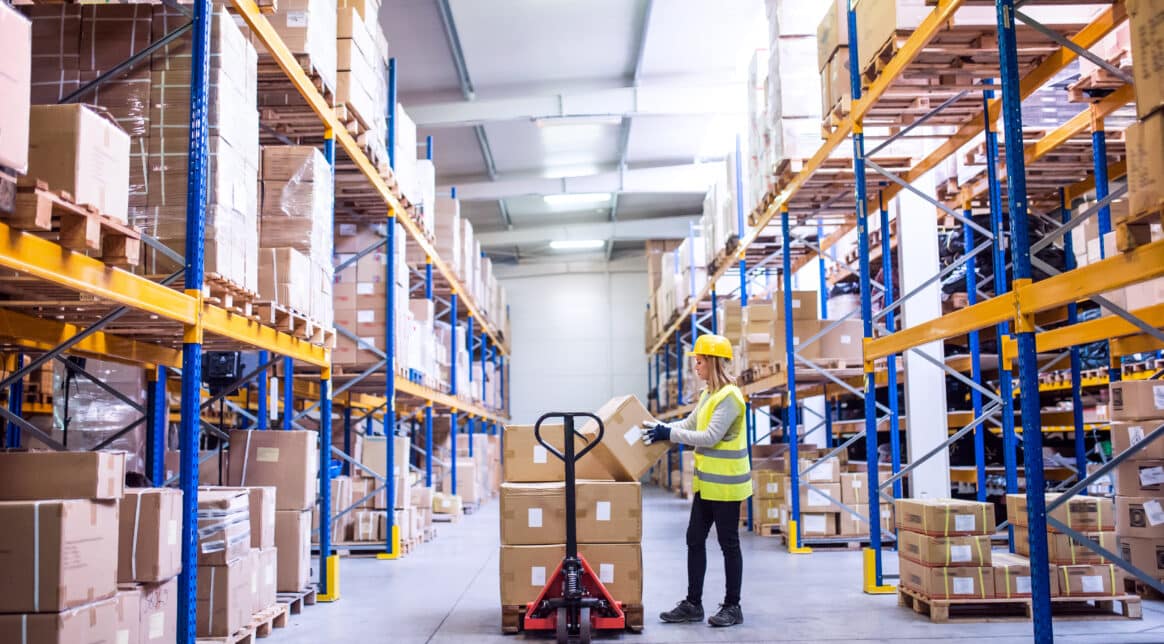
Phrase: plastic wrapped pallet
[
  {"left": 47, "top": 360, "right": 146, "bottom": 473},
  {"left": 265, "top": 0, "right": 337, "bottom": 94}
]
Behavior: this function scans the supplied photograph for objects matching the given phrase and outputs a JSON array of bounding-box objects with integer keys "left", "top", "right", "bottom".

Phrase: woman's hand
[{"left": 641, "top": 422, "right": 672, "bottom": 445}]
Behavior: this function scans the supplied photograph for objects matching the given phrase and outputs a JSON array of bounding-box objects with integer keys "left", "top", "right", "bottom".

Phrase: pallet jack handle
[{"left": 533, "top": 412, "right": 603, "bottom": 560}]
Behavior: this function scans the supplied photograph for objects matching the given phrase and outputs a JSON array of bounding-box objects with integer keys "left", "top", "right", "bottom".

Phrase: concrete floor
[{"left": 279, "top": 487, "right": 1164, "bottom": 643}]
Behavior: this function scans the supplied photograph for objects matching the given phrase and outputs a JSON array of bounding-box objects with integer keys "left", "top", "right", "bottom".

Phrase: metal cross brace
[
  {"left": 866, "top": 159, "right": 995, "bottom": 240},
  {"left": 56, "top": 356, "right": 146, "bottom": 413},
  {"left": 1030, "top": 185, "right": 1128, "bottom": 255},
  {"left": 792, "top": 233, "right": 886, "bottom": 292},
  {"left": 1015, "top": 11, "right": 1135, "bottom": 84},
  {"left": 1048, "top": 422, "right": 1164, "bottom": 506},
  {"left": 874, "top": 237, "right": 996, "bottom": 324},
  {"left": 336, "top": 324, "right": 387, "bottom": 359},
  {"left": 163, "top": 450, "right": 222, "bottom": 487},
  {"left": 876, "top": 400, "right": 1004, "bottom": 494},
  {"left": 794, "top": 354, "right": 894, "bottom": 416},
  {"left": 140, "top": 233, "right": 187, "bottom": 265},
  {"left": 294, "top": 359, "right": 388, "bottom": 421},
  {"left": 867, "top": 90, "right": 972, "bottom": 157},
  {"left": 90, "top": 418, "right": 147, "bottom": 451},
  {"left": 334, "top": 238, "right": 388, "bottom": 273},
  {"left": 1030, "top": 256, "right": 1164, "bottom": 345}
]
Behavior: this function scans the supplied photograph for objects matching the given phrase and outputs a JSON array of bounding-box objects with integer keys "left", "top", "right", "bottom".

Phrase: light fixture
[
  {"left": 542, "top": 193, "right": 611, "bottom": 206},
  {"left": 550, "top": 240, "right": 605, "bottom": 251},
  {"left": 534, "top": 115, "right": 623, "bottom": 128}
]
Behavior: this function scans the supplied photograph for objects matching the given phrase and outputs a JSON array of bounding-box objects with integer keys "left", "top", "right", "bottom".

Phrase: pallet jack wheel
[
  {"left": 555, "top": 607, "right": 568, "bottom": 644},
  {"left": 578, "top": 607, "right": 591, "bottom": 644}
]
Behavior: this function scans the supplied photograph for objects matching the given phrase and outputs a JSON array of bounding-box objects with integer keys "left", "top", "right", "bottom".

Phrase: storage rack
[
  {"left": 0, "top": 0, "right": 510, "bottom": 640},
  {"left": 645, "top": 0, "right": 1161, "bottom": 637}
]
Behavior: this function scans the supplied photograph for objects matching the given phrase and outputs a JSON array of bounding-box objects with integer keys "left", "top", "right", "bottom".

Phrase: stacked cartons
[
  {"left": 195, "top": 488, "right": 253, "bottom": 638},
  {"left": 27, "top": 103, "right": 130, "bottom": 223},
  {"left": 1125, "top": 0, "right": 1164, "bottom": 248},
  {"left": 263, "top": 0, "right": 336, "bottom": 94},
  {"left": 1007, "top": 493, "right": 1124, "bottom": 597},
  {"left": 816, "top": 0, "right": 850, "bottom": 121},
  {"left": 745, "top": 48, "right": 770, "bottom": 212},
  {"left": 116, "top": 487, "right": 183, "bottom": 643},
  {"left": 1109, "top": 379, "right": 1164, "bottom": 589},
  {"left": 336, "top": 8, "right": 379, "bottom": 131},
  {"left": 752, "top": 470, "right": 785, "bottom": 527},
  {"left": 394, "top": 105, "right": 417, "bottom": 204},
  {"left": 0, "top": 451, "right": 126, "bottom": 643},
  {"left": 763, "top": 1, "right": 832, "bottom": 174},
  {"left": 894, "top": 498, "right": 996, "bottom": 600},
  {"left": 332, "top": 221, "right": 408, "bottom": 367},
  {"left": 0, "top": 3, "right": 30, "bottom": 173}
]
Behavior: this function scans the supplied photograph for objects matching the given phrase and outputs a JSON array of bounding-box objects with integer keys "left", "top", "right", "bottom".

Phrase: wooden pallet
[
  {"left": 754, "top": 523, "right": 782, "bottom": 537},
  {"left": 898, "top": 586, "right": 1142, "bottom": 624},
  {"left": 258, "top": 53, "right": 335, "bottom": 105},
  {"left": 433, "top": 511, "right": 461, "bottom": 523},
  {"left": 820, "top": 98, "right": 851, "bottom": 137},
  {"left": 1066, "top": 65, "right": 1129, "bottom": 104},
  {"left": 501, "top": 603, "right": 644, "bottom": 635},
  {"left": 196, "top": 625, "right": 255, "bottom": 644},
  {"left": 251, "top": 603, "right": 289, "bottom": 638},
  {"left": 1116, "top": 204, "right": 1164, "bottom": 253},
  {"left": 204, "top": 273, "right": 258, "bottom": 318},
  {"left": 276, "top": 586, "right": 317, "bottom": 615},
  {"left": 6, "top": 179, "right": 142, "bottom": 266},
  {"left": 253, "top": 301, "right": 335, "bottom": 347},
  {"left": 1125, "top": 578, "right": 1164, "bottom": 601}
]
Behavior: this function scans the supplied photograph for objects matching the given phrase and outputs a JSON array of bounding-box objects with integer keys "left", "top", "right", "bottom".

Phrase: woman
[{"left": 642, "top": 333, "right": 749, "bottom": 628}]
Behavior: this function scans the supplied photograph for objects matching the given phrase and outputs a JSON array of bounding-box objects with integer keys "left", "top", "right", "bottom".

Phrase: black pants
[{"left": 686, "top": 492, "right": 743, "bottom": 606}]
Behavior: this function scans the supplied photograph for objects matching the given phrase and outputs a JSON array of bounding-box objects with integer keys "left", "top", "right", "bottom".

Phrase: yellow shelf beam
[{"left": 0, "top": 308, "right": 183, "bottom": 369}]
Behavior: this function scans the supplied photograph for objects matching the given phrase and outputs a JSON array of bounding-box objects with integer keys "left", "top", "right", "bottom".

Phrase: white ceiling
[{"left": 382, "top": 0, "right": 765, "bottom": 263}]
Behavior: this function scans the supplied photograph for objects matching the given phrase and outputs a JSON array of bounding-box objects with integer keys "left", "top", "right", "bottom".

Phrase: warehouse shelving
[{"left": 646, "top": 0, "right": 1161, "bottom": 637}]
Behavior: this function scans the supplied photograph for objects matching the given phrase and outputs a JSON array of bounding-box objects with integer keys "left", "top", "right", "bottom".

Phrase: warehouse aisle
[{"left": 280, "top": 488, "right": 1164, "bottom": 644}]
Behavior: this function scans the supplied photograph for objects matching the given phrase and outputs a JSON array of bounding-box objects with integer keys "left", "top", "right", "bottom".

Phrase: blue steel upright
[
  {"left": 146, "top": 367, "right": 167, "bottom": 484},
  {"left": 179, "top": 0, "right": 211, "bottom": 638},
  {"left": 1060, "top": 189, "right": 1087, "bottom": 482},
  {"left": 996, "top": 1, "right": 1054, "bottom": 639},
  {"left": 450, "top": 293, "right": 460, "bottom": 495},
  {"left": 817, "top": 219, "right": 828, "bottom": 319},
  {"left": 480, "top": 330, "right": 487, "bottom": 405},
  {"left": 256, "top": 351, "right": 269, "bottom": 429},
  {"left": 282, "top": 356, "right": 294, "bottom": 429},
  {"left": 878, "top": 195, "right": 902, "bottom": 499},
  {"left": 847, "top": 1, "right": 885, "bottom": 585},
  {"left": 5, "top": 352, "right": 22, "bottom": 448},
  {"left": 1091, "top": 119, "right": 1120, "bottom": 383},
  {"left": 780, "top": 208, "right": 805, "bottom": 548},
  {"left": 318, "top": 371, "right": 334, "bottom": 593},
  {"left": 384, "top": 211, "right": 398, "bottom": 555},
  {"left": 964, "top": 210, "right": 987, "bottom": 502}
]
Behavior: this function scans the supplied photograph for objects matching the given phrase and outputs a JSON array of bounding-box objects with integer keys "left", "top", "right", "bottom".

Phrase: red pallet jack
[{"left": 522, "top": 412, "right": 627, "bottom": 643}]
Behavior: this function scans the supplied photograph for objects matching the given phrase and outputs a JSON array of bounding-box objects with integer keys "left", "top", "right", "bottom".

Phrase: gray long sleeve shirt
[{"left": 656, "top": 391, "right": 741, "bottom": 448}]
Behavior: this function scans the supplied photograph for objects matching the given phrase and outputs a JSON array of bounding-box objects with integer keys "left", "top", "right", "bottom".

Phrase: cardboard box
[
  {"left": 578, "top": 543, "right": 643, "bottom": 604},
  {"left": 119, "top": 488, "right": 183, "bottom": 583},
  {"left": 247, "top": 486, "right": 276, "bottom": 549},
  {"left": 0, "top": 450, "right": 125, "bottom": 500},
  {"left": 197, "top": 488, "right": 251, "bottom": 566},
  {"left": 1115, "top": 496, "right": 1164, "bottom": 539},
  {"left": 895, "top": 498, "right": 993, "bottom": 536},
  {"left": 114, "top": 586, "right": 140, "bottom": 644},
  {"left": 0, "top": 499, "right": 118, "bottom": 612},
  {"left": 898, "top": 531, "right": 993, "bottom": 567},
  {"left": 993, "top": 552, "right": 1060, "bottom": 598},
  {"left": 500, "top": 482, "right": 567, "bottom": 545},
  {"left": 1118, "top": 536, "right": 1164, "bottom": 581},
  {"left": 441, "top": 461, "right": 480, "bottom": 505},
  {"left": 1115, "top": 458, "right": 1164, "bottom": 496},
  {"left": 789, "top": 457, "right": 841, "bottom": 483},
  {"left": 1127, "top": 110, "right": 1164, "bottom": 220},
  {"left": 898, "top": 557, "right": 994, "bottom": 600},
  {"left": 771, "top": 290, "right": 819, "bottom": 320},
  {"left": 433, "top": 492, "right": 463, "bottom": 516},
  {"left": 1129, "top": 0, "right": 1164, "bottom": 119},
  {"left": 349, "top": 509, "right": 378, "bottom": 541},
  {"left": 574, "top": 481, "right": 641, "bottom": 543},
  {"left": 816, "top": 0, "right": 849, "bottom": 69},
  {"left": 1013, "top": 526, "right": 1115, "bottom": 565},
  {"left": 784, "top": 480, "right": 843, "bottom": 511},
  {"left": 754, "top": 498, "right": 783, "bottom": 525},
  {"left": 250, "top": 547, "right": 278, "bottom": 613},
  {"left": 799, "top": 512, "right": 839, "bottom": 536},
  {"left": 28, "top": 104, "right": 131, "bottom": 223},
  {"left": 0, "top": 3, "right": 30, "bottom": 173},
  {"left": 1007, "top": 493, "right": 1115, "bottom": 533},
  {"left": 1057, "top": 564, "right": 1121, "bottom": 597},
  {"left": 753, "top": 470, "right": 784, "bottom": 500},
  {"left": 1111, "top": 421, "right": 1164, "bottom": 460},
  {"left": 499, "top": 544, "right": 567, "bottom": 606},
  {"left": 361, "top": 435, "right": 410, "bottom": 479},
  {"left": 196, "top": 557, "right": 252, "bottom": 638},
  {"left": 580, "top": 395, "right": 666, "bottom": 482},
  {"left": 0, "top": 596, "right": 118, "bottom": 644},
  {"left": 139, "top": 578, "right": 178, "bottom": 644},
  {"left": 818, "top": 319, "right": 864, "bottom": 363},
  {"left": 227, "top": 430, "right": 318, "bottom": 510},
  {"left": 275, "top": 509, "right": 311, "bottom": 591},
  {"left": 840, "top": 472, "right": 868, "bottom": 506},
  {"left": 1110, "top": 380, "right": 1164, "bottom": 421},
  {"left": 501, "top": 423, "right": 611, "bottom": 482}
]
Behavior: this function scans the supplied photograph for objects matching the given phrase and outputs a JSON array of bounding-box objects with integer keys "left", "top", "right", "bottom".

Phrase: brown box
[
  {"left": 250, "top": 547, "right": 278, "bottom": 613},
  {"left": 502, "top": 423, "right": 612, "bottom": 483},
  {"left": 1110, "top": 380, "right": 1164, "bottom": 421},
  {"left": 275, "top": 509, "right": 311, "bottom": 592},
  {"left": 840, "top": 472, "right": 868, "bottom": 506},
  {"left": 441, "top": 462, "right": 480, "bottom": 505},
  {"left": 28, "top": 104, "right": 131, "bottom": 223},
  {"left": 499, "top": 544, "right": 567, "bottom": 606},
  {"left": 1007, "top": 493, "right": 1115, "bottom": 532},
  {"left": 785, "top": 480, "right": 843, "bottom": 512},
  {"left": 1115, "top": 496, "right": 1164, "bottom": 538},
  {"left": 578, "top": 543, "right": 643, "bottom": 604},
  {"left": 1118, "top": 536, "right": 1164, "bottom": 581},
  {"left": 1111, "top": 421, "right": 1164, "bottom": 459},
  {"left": 0, "top": 2, "right": 30, "bottom": 173},
  {"left": 361, "top": 435, "right": 409, "bottom": 479},
  {"left": 0, "top": 499, "right": 118, "bottom": 612},
  {"left": 575, "top": 481, "right": 641, "bottom": 543},
  {"left": 196, "top": 556, "right": 252, "bottom": 638},
  {"left": 227, "top": 430, "right": 318, "bottom": 511},
  {"left": 754, "top": 498, "right": 783, "bottom": 525},
  {"left": 1129, "top": 0, "right": 1164, "bottom": 119},
  {"left": 993, "top": 552, "right": 1060, "bottom": 598},
  {"left": 500, "top": 482, "right": 567, "bottom": 545},
  {"left": 139, "top": 578, "right": 178, "bottom": 644},
  {"left": 771, "top": 290, "right": 819, "bottom": 321},
  {"left": 197, "top": 488, "right": 251, "bottom": 566},
  {"left": 898, "top": 557, "right": 995, "bottom": 600},
  {"left": 349, "top": 509, "right": 378, "bottom": 541},
  {"left": 0, "top": 596, "right": 118, "bottom": 644},
  {"left": 816, "top": 0, "right": 849, "bottom": 69},
  {"left": 789, "top": 456, "right": 841, "bottom": 483},
  {"left": 799, "top": 511, "right": 839, "bottom": 537},
  {"left": 1057, "top": 563, "right": 1121, "bottom": 597},
  {"left": 0, "top": 450, "right": 125, "bottom": 500},
  {"left": 818, "top": 319, "right": 864, "bottom": 363},
  {"left": 114, "top": 586, "right": 140, "bottom": 644},
  {"left": 1127, "top": 111, "right": 1164, "bottom": 220},
  {"left": 119, "top": 488, "right": 183, "bottom": 583},
  {"left": 1013, "top": 526, "right": 1115, "bottom": 565},
  {"left": 578, "top": 395, "right": 665, "bottom": 482},
  {"left": 247, "top": 486, "right": 276, "bottom": 549},
  {"left": 895, "top": 498, "right": 993, "bottom": 536},
  {"left": 898, "top": 531, "right": 993, "bottom": 567},
  {"left": 1115, "top": 459, "right": 1164, "bottom": 496},
  {"left": 753, "top": 470, "right": 784, "bottom": 500}
]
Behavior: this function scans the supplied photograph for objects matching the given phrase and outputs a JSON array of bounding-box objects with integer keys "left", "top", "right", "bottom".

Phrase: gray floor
[{"left": 278, "top": 487, "right": 1164, "bottom": 643}]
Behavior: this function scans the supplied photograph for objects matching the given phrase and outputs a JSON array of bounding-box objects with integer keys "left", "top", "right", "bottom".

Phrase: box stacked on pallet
[
  {"left": 332, "top": 220, "right": 409, "bottom": 366},
  {"left": 894, "top": 498, "right": 996, "bottom": 600},
  {"left": 312, "top": 475, "right": 352, "bottom": 545},
  {"left": 263, "top": 0, "right": 337, "bottom": 96},
  {"left": 348, "top": 434, "right": 419, "bottom": 545},
  {"left": 117, "top": 487, "right": 183, "bottom": 643},
  {"left": 762, "top": 1, "right": 830, "bottom": 182},
  {"left": 195, "top": 488, "right": 253, "bottom": 639},
  {"left": 1006, "top": 493, "right": 1124, "bottom": 598},
  {"left": 1120, "top": 0, "right": 1164, "bottom": 252},
  {"left": 0, "top": 451, "right": 130, "bottom": 643},
  {"left": 1109, "top": 379, "right": 1164, "bottom": 590},
  {"left": 816, "top": 0, "right": 851, "bottom": 124}
]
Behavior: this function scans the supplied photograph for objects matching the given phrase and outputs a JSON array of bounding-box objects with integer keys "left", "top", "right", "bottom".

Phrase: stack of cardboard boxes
[
  {"left": 499, "top": 396, "right": 665, "bottom": 619},
  {"left": 1006, "top": 493, "right": 1123, "bottom": 598},
  {"left": 117, "top": 487, "right": 183, "bottom": 644},
  {"left": 895, "top": 498, "right": 997, "bottom": 600},
  {"left": 1124, "top": 0, "right": 1164, "bottom": 253},
  {"left": 1109, "top": 379, "right": 1164, "bottom": 588},
  {"left": 332, "top": 221, "right": 410, "bottom": 367}
]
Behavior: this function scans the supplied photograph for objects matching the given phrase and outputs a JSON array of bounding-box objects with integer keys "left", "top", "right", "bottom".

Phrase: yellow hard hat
[{"left": 688, "top": 334, "right": 733, "bottom": 360}]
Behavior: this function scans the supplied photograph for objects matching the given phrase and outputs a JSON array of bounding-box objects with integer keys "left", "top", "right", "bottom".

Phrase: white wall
[{"left": 499, "top": 262, "right": 648, "bottom": 424}]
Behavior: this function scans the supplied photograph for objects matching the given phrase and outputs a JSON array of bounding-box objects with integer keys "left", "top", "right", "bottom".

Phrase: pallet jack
[{"left": 522, "top": 412, "right": 627, "bottom": 643}]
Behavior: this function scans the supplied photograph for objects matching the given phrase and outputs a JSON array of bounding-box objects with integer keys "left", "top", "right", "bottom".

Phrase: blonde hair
[{"left": 705, "top": 355, "right": 736, "bottom": 394}]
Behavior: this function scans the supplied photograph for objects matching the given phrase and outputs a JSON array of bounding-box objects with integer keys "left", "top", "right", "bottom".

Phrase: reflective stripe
[
  {"left": 694, "top": 469, "right": 751, "bottom": 485},
  {"left": 695, "top": 446, "right": 749, "bottom": 459}
]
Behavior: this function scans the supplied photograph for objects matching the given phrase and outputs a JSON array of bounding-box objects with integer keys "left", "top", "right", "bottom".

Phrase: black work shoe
[
  {"left": 659, "top": 599, "right": 704, "bottom": 623},
  {"left": 708, "top": 603, "right": 744, "bottom": 627}
]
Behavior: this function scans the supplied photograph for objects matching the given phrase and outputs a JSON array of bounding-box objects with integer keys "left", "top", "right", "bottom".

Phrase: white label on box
[
  {"left": 808, "top": 467, "right": 833, "bottom": 483},
  {"left": 357, "top": 283, "right": 376, "bottom": 296},
  {"left": 256, "top": 447, "right": 280, "bottom": 463},
  {"left": 532, "top": 445, "right": 548, "bottom": 464},
  {"left": 840, "top": 334, "right": 852, "bottom": 345},
  {"left": 1016, "top": 576, "right": 1032, "bottom": 594},
  {"left": 266, "top": 562, "right": 275, "bottom": 585},
  {"left": 949, "top": 544, "right": 972, "bottom": 563},
  {"left": 792, "top": 299, "right": 801, "bottom": 309},
  {"left": 528, "top": 508, "right": 543, "bottom": 528},
  {"left": 117, "top": 630, "right": 129, "bottom": 644},
  {"left": 599, "top": 563, "right": 615, "bottom": 584},
  {"left": 954, "top": 514, "right": 976, "bottom": 532},
  {"left": 767, "top": 507, "right": 779, "bottom": 519},
  {"left": 807, "top": 489, "right": 830, "bottom": 507},
  {"left": 1140, "top": 466, "right": 1164, "bottom": 487},
  {"left": 624, "top": 426, "right": 641, "bottom": 445},
  {"left": 1080, "top": 575, "right": 1104, "bottom": 594},
  {"left": 792, "top": 336, "right": 801, "bottom": 345},
  {"left": 531, "top": 566, "right": 546, "bottom": 587},
  {"left": 1144, "top": 499, "right": 1164, "bottom": 526},
  {"left": 596, "top": 501, "right": 611, "bottom": 521},
  {"left": 951, "top": 577, "right": 975, "bottom": 595},
  {"left": 286, "top": 11, "right": 308, "bottom": 26},
  {"left": 852, "top": 479, "right": 862, "bottom": 488},
  {"left": 766, "top": 482, "right": 780, "bottom": 494},
  {"left": 1128, "top": 425, "right": 1145, "bottom": 445},
  {"left": 148, "top": 612, "right": 165, "bottom": 639},
  {"left": 803, "top": 514, "right": 827, "bottom": 534},
  {"left": 167, "top": 519, "right": 178, "bottom": 545},
  {"left": 358, "top": 310, "right": 376, "bottom": 323},
  {"left": 1154, "top": 385, "right": 1164, "bottom": 410}
]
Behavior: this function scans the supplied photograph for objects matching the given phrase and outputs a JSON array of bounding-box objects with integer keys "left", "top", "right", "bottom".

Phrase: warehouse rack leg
[
  {"left": 744, "top": 398, "right": 754, "bottom": 531},
  {"left": 257, "top": 350, "right": 269, "bottom": 429},
  {"left": 877, "top": 195, "right": 902, "bottom": 500},
  {"left": 4, "top": 352, "right": 22, "bottom": 449},
  {"left": 318, "top": 369, "right": 340, "bottom": 602},
  {"left": 343, "top": 403, "right": 353, "bottom": 476},
  {"left": 1059, "top": 189, "right": 1088, "bottom": 483},
  {"left": 780, "top": 208, "right": 810, "bottom": 556},
  {"left": 424, "top": 402, "right": 434, "bottom": 487},
  {"left": 146, "top": 366, "right": 167, "bottom": 484},
  {"left": 963, "top": 204, "right": 987, "bottom": 502}
]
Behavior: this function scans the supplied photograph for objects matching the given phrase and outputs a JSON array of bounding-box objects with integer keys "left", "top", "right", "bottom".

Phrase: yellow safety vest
[{"left": 692, "top": 384, "right": 751, "bottom": 502}]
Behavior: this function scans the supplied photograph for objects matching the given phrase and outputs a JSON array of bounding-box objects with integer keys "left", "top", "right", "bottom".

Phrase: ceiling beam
[
  {"left": 631, "top": 0, "right": 654, "bottom": 84},
  {"left": 476, "top": 214, "right": 697, "bottom": 247},
  {"left": 439, "top": 161, "right": 721, "bottom": 200}
]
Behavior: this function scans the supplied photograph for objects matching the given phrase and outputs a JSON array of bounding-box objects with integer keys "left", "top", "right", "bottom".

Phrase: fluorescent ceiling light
[
  {"left": 534, "top": 115, "right": 623, "bottom": 128},
  {"left": 550, "top": 240, "right": 605, "bottom": 251},
  {"left": 543, "top": 193, "right": 611, "bottom": 206}
]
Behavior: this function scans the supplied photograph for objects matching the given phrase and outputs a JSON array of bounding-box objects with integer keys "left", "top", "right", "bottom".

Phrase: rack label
[
  {"left": 528, "top": 508, "right": 543, "bottom": 528},
  {"left": 256, "top": 447, "right": 280, "bottom": 463},
  {"left": 1141, "top": 466, "right": 1164, "bottom": 487},
  {"left": 148, "top": 612, "right": 165, "bottom": 639},
  {"left": 1015, "top": 576, "right": 1032, "bottom": 594},
  {"left": 766, "top": 482, "right": 780, "bottom": 494},
  {"left": 167, "top": 519, "right": 178, "bottom": 546},
  {"left": 1128, "top": 425, "right": 1145, "bottom": 445},
  {"left": 286, "top": 11, "right": 308, "bottom": 26},
  {"left": 1154, "top": 385, "right": 1164, "bottom": 410},
  {"left": 596, "top": 501, "right": 611, "bottom": 521}
]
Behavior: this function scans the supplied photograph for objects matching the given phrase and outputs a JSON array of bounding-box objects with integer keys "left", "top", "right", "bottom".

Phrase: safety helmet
[{"left": 688, "top": 334, "right": 733, "bottom": 360}]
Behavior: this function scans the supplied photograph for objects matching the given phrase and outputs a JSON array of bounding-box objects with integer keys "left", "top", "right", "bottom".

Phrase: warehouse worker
[{"left": 641, "top": 333, "right": 749, "bottom": 628}]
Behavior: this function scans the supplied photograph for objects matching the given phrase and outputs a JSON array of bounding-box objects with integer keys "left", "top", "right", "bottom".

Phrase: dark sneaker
[
  {"left": 708, "top": 604, "right": 744, "bottom": 627},
  {"left": 659, "top": 599, "right": 704, "bottom": 623}
]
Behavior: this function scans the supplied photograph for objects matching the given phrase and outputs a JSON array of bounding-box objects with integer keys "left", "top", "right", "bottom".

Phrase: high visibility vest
[{"left": 692, "top": 384, "right": 751, "bottom": 502}]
